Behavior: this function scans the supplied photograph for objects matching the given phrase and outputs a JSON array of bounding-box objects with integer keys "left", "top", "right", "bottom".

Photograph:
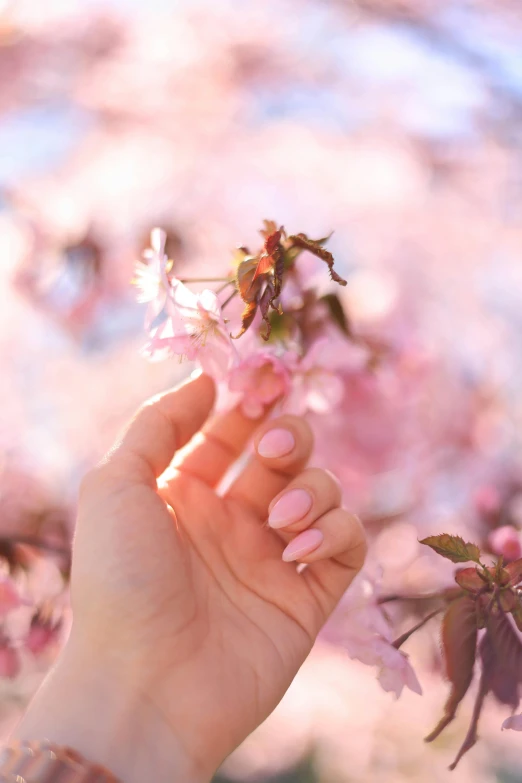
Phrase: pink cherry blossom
[
  {"left": 133, "top": 227, "right": 171, "bottom": 321},
  {"left": 143, "top": 284, "right": 236, "bottom": 379},
  {"left": 285, "top": 338, "right": 349, "bottom": 416},
  {"left": 132, "top": 228, "right": 176, "bottom": 334},
  {"left": 322, "top": 571, "right": 422, "bottom": 699},
  {"left": 228, "top": 351, "right": 292, "bottom": 418},
  {"left": 376, "top": 645, "right": 422, "bottom": 699}
]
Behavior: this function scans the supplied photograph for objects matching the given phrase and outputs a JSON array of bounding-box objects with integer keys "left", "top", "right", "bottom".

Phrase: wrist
[{"left": 10, "top": 634, "right": 212, "bottom": 783}]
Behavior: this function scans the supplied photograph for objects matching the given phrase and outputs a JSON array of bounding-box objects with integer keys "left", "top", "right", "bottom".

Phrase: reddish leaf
[
  {"left": 250, "top": 253, "right": 276, "bottom": 285},
  {"left": 425, "top": 597, "right": 477, "bottom": 743},
  {"left": 320, "top": 293, "right": 352, "bottom": 337},
  {"left": 487, "top": 608, "right": 522, "bottom": 682},
  {"left": 506, "top": 559, "right": 522, "bottom": 586},
  {"left": 259, "top": 219, "right": 280, "bottom": 240},
  {"left": 420, "top": 534, "right": 481, "bottom": 565},
  {"left": 286, "top": 233, "right": 347, "bottom": 286},
  {"left": 480, "top": 632, "right": 520, "bottom": 710},
  {"left": 448, "top": 667, "right": 489, "bottom": 771},
  {"left": 251, "top": 227, "right": 284, "bottom": 286},
  {"left": 499, "top": 589, "right": 517, "bottom": 613},
  {"left": 512, "top": 601, "right": 522, "bottom": 633},
  {"left": 233, "top": 256, "right": 263, "bottom": 339},
  {"left": 264, "top": 226, "right": 284, "bottom": 256},
  {"left": 259, "top": 280, "right": 276, "bottom": 341},
  {"left": 476, "top": 596, "right": 488, "bottom": 630},
  {"left": 455, "top": 567, "right": 485, "bottom": 593}
]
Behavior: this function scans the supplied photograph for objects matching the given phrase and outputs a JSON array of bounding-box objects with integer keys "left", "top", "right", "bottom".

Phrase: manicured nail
[
  {"left": 269, "top": 489, "right": 313, "bottom": 529},
  {"left": 282, "top": 529, "right": 324, "bottom": 562},
  {"left": 257, "top": 428, "right": 295, "bottom": 458}
]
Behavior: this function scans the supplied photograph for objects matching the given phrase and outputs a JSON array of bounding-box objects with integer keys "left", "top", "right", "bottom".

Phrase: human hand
[{"left": 14, "top": 373, "right": 366, "bottom": 782}]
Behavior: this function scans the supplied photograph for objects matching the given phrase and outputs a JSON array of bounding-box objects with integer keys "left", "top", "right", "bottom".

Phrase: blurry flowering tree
[{"left": 2, "top": 0, "right": 522, "bottom": 778}]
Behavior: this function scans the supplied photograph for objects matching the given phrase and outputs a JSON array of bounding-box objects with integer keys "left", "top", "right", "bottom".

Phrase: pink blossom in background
[
  {"left": 285, "top": 337, "right": 350, "bottom": 416},
  {"left": 228, "top": 351, "right": 292, "bottom": 418},
  {"left": 0, "top": 642, "right": 20, "bottom": 680},
  {"left": 488, "top": 525, "right": 522, "bottom": 562}
]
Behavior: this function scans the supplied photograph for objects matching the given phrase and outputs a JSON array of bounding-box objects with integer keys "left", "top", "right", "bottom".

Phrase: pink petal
[
  {"left": 306, "top": 371, "right": 345, "bottom": 414},
  {"left": 502, "top": 714, "right": 522, "bottom": 731},
  {"left": 150, "top": 227, "right": 167, "bottom": 257}
]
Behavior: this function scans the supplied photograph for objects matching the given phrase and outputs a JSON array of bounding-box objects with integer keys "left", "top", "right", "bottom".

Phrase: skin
[{"left": 12, "top": 373, "right": 366, "bottom": 782}]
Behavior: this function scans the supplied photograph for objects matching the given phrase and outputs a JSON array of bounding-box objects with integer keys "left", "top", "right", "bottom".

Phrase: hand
[{"left": 13, "top": 373, "right": 366, "bottom": 782}]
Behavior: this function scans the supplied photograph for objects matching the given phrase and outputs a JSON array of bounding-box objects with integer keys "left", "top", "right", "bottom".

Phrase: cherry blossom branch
[
  {"left": 221, "top": 289, "right": 238, "bottom": 309},
  {"left": 178, "top": 277, "right": 233, "bottom": 284},
  {"left": 392, "top": 607, "right": 444, "bottom": 649}
]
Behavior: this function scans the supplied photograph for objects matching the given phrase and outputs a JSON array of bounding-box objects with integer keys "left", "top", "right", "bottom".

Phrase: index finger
[{"left": 103, "top": 372, "right": 216, "bottom": 485}]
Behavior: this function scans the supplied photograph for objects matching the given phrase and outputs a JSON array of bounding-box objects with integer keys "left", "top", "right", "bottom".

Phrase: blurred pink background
[{"left": 1, "top": 0, "right": 522, "bottom": 780}]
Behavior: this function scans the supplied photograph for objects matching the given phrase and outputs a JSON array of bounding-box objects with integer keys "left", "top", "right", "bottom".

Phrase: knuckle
[
  {"left": 300, "top": 467, "right": 342, "bottom": 501},
  {"left": 349, "top": 513, "right": 368, "bottom": 560}
]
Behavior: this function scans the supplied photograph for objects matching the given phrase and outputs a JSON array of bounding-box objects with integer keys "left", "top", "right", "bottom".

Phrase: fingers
[
  {"left": 280, "top": 508, "right": 364, "bottom": 566},
  {"left": 265, "top": 467, "right": 367, "bottom": 616},
  {"left": 103, "top": 373, "right": 216, "bottom": 485},
  {"left": 300, "top": 509, "right": 366, "bottom": 616},
  {"left": 226, "top": 415, "right": 314, "bottom": 517},
  {"left": 267, "top": 468, "right": 341, "bottom": 534},
  {"left": 171, "top": 406, "right": 266, "bottom": 487}
]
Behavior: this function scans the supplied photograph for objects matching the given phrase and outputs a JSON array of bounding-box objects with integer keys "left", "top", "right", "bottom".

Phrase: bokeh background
[{"left": 1, "top": 0, "right": 522, "bottom": 780}]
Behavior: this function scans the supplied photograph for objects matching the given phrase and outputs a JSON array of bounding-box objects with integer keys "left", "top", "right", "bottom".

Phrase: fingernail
[
  {"left": 269, "top": 489, "right": 313, "bottom": 529},
  {"left": 282, "top": 529, "right": 324, "bottom": 562},
  {"left": 257, "top": 428, "right": 295, "bottom": 458}
]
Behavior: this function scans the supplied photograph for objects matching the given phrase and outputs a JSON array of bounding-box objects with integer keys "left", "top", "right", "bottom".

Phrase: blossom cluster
[{"left": 134, "top": 223, "right": 365, "bottom": 421}]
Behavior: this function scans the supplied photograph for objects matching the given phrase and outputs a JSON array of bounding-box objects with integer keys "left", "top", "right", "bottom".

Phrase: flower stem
[
  {"left": 392, "top": 607, "right": 443, "bottom": 649},
  {"left": 221, "top": 289, "right": 238, "bottom": 309},
  {"left": 215, "top": 280, "right": 235, "bottom": 294},
  {"left": 178, "top": 277, "right": 232, "bottom": 284}
]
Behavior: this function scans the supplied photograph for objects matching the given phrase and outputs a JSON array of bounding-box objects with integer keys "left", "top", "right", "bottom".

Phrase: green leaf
[
  {"left": 420, "top": 534, "right": 481, "bottom": 564},
  {"left": 320, "top": 293, "right": 352, "bottom": 337},
  {"left": 266, "top": 311, "right": 293, "bottom": 343},
  {"left": 425, "top": 597, "right": 478, "bottom": 743}
]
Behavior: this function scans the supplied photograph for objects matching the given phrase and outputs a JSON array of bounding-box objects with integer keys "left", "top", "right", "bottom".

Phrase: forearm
[{"left": 8, "top": 638, "right": 209, "bottom": 783}]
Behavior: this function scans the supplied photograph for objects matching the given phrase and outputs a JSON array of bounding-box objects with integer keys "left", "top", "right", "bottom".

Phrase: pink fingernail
[
  {"left": 257, "top": 429, "right": 295, "bottom": 458},
  {"left": 282, "top": 529, "right": 324, "bottom": 562},
  {"left": 269, "top": 489, "right": 313, "bottom": 529}
]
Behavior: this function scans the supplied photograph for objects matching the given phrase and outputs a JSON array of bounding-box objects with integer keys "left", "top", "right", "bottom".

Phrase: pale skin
[{"left": 12, "top": 373, "right": 366, "bottom": 782}]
